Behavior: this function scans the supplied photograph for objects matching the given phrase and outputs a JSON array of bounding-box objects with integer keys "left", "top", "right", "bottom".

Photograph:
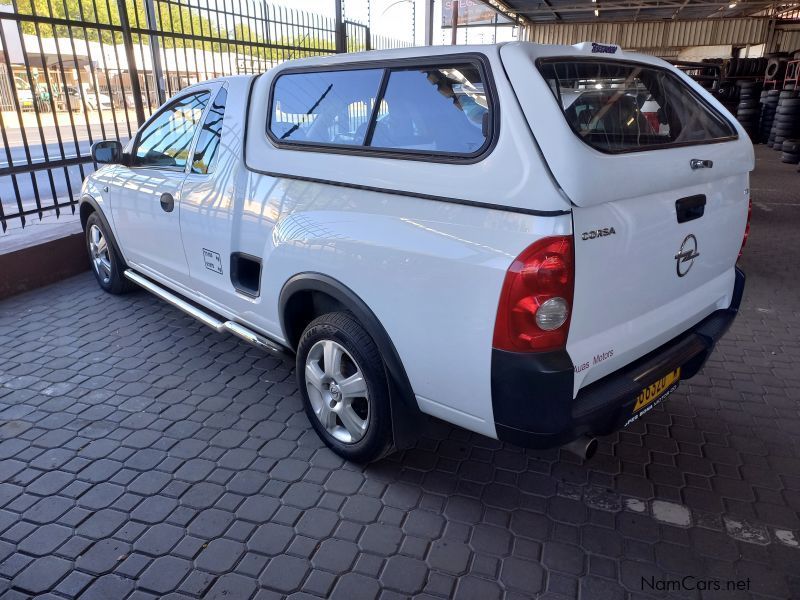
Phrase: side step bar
[{"left": 124, "top": 269, "right": 287, "bottom": 356}]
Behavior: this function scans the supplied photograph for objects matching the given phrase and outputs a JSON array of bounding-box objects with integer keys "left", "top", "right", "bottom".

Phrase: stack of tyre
[
  {"left": 736, "top": 81, "right": 763, "bottom": 140},
  {"left": 698, "top": 58, "right": 723, "bottom": 92},
  {"left": 781, "top": 139, "right": 800, "bottom": 164},
  {"left": 759, "top": 89, "right": 780, "bottom": 144},
  {"left": 770, "top": 86, "right": 800, "bottom": 152},
  {"left": 725, "top": 56, "right": 768, "bottom": 79},
  {"left": 765, "top": 57, "right": 788, "bottom": 83},
  {"left": 716, "top": 80, "right": 739, "bottom": 115}
]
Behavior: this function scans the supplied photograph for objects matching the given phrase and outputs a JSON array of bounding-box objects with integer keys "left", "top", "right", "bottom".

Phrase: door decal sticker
[{"left": 203, "top": 249, "right": 223, "bottom": 274}]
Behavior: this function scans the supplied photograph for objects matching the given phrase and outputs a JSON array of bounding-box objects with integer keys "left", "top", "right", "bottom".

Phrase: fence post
[
  {"left": 116, "top": 0, "right": 146, "bottom": 127},
  {"left": 365, "top": 26, "right": 371, "bottom": 51},
  {"left": 451, "top": 0, "right": 459, "bottom": 46},
  {"left": 424, "top": 0, "right": 433, "bottom": 46},
  {"left": 144, "top": 0, "right": 166, "bottom": 106},
  {"left": 334, "top": 0, "right": 346, "bottom": 53}
]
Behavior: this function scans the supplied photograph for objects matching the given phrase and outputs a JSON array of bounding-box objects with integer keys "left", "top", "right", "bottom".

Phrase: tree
[{"left": 4, "top": 0, "right": 341, "bottom": 63}]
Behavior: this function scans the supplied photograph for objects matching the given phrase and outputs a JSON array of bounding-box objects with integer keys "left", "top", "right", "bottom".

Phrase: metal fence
[{"left": 0, "top": 0, "right": 411, "bottom": 232}]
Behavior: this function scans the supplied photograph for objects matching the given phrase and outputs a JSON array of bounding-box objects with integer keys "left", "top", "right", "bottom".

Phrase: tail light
[
  {"left": 738, "top": 198, "right": 752, "bottom": 259},
  {"left": 493, "top": 235, "right": 574, "bottom": 353}
]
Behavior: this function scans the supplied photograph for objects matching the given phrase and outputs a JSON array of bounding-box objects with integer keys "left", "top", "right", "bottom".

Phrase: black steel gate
[
  {"left": 0, "top": 0, "right": 409, "bottom": 233},
  {"left": 346, "top": 20, "right": 369, "bottom": 52}
]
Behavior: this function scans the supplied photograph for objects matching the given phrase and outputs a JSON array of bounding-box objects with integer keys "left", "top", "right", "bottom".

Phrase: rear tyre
[
  {"left": 296, "top": 311, "right": 393, "bottom": 463},
  {"left": 85, "top": 211, "right": 135, "bottom": 294}
]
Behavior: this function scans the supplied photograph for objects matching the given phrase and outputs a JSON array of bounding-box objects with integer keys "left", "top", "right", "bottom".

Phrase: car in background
[
  {"left": 55, "top": 85, "right": 113, "bottom": 111},
  {"left": 14, "top": 76, "right": 34, "bottom": 109},
  {"left": 14, "top": 77, "right": 55, "bottom": 112}
]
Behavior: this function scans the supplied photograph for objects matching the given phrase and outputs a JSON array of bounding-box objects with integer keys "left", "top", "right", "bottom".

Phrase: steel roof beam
[
  {"left": 672, "top": 0, "right": 692, "bottom": 19},
  {"left": 513, "top": 0, "right": 777, "bottom": 16}
]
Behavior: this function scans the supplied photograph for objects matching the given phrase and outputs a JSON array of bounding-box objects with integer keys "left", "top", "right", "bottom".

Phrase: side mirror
[{"left": 91, "top": 140, "right": 122, "bottom": 164}]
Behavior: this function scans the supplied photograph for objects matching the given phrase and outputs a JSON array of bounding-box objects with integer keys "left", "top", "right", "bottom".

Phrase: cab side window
[
  {"left": 191, "top": 88, "right": 227, "bottom": 174},
  {"left": 267, "top": 59, "right": 494, "bottom": 160},
  {"left": 134, "top": 91, "right": 210, "bottom": 169},
  {"left": 270, "top": 69, "right": 383, "bottom": 146},
  {"left": 370, "top": 65, "right": 489, "bottom": 154}
]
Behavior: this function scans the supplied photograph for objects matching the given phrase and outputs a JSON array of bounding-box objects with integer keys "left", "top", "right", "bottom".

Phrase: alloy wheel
[
  {"left": 88, "top": 223, "right": 112, "bottom": 285},
  {"left": 304, "top": 339, "right": 370, "bottom": 443}
]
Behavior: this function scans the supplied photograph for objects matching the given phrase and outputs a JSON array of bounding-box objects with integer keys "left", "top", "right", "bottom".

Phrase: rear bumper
[{"left": 491, "top": 267, "right": 745, "bottom": 449}]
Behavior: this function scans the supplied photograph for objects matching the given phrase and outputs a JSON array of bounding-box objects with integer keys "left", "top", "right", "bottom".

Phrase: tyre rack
[
  {"left": 764, "top": 59, "right": 800, "bottom": 90},
  {"left": 783, "top": 60, "right": 800, "bottom": 89},
  {"left": 670, "top": 60, "right": 722, "bottom": 91}
]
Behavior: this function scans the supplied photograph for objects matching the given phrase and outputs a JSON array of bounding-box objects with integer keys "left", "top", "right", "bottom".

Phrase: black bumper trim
[{"left": 492, "top": 267, "right": 745, "bottom": 449}]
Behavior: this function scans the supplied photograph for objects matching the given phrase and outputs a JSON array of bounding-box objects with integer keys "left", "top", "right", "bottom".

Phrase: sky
[{"left": 265, "top": 0, "right": 519, "bottom": 45}]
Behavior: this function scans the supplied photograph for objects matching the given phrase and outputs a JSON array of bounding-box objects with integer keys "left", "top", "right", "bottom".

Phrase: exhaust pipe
[{"left": 561, "top": 436, "right": 598, "bottom": 461}]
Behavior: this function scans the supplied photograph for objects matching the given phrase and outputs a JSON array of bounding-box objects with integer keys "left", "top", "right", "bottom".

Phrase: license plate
[{"left": 624, "top": 368, "right": 681, "bottom": 427}]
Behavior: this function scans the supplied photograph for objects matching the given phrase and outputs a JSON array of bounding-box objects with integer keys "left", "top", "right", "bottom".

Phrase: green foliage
[
  {"left": 11, "top": 0, "right": 133, "bottom": 44},
  {"left": 4, "top": 0, "right": 336, "bottom": 60}
]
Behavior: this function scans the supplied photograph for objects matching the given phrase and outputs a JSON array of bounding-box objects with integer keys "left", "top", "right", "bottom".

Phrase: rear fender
[{"left": 280, "top": 273, "right": 421, "bottom": 450}]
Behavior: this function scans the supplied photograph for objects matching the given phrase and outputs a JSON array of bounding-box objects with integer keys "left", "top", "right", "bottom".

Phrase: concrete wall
[
  {"left": 0, "top": 234, "right": 88, "bottom": 300},
  {"left": 677, "top": 45, "right": 734, "bottom": 61}
]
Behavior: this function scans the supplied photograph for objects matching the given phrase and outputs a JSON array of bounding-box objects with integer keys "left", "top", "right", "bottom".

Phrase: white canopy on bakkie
[
  {"left": 500, "top": 41, "right": 753, "bottom": 394},
  {"left": 500, "top": 41, "right": 753, "bottom": 208}
]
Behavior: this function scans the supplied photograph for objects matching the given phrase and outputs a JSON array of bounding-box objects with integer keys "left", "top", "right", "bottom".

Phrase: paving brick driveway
[{"left": 1, "top": 146, "right": 799, "bottom": 599}]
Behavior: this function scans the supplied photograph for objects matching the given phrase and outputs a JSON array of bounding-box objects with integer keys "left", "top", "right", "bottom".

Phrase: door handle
[
  {"left": 159, "top": 192, "right": 175, "bottom": 213},
  {"left": 690, "top": 158, "right": 713, "bottom": 170},
  {"left": 676, "top": 194, "right": 706, "bottom": 223}
]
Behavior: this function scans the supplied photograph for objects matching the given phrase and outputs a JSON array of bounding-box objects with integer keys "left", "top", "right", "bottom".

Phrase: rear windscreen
[{"left": 538, "top": 59, "right": 737, "bottom": 153}]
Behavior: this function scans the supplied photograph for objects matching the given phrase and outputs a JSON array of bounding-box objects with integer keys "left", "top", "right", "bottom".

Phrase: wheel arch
[
  {"left": 279, "top": 273, "right": 421, "bottom": 445},
  {"left": 79, "top": 195, "right": 126, "bottom": 265},
  {"left": 79, "top": 195, "right": 98, "bottom": 230}
]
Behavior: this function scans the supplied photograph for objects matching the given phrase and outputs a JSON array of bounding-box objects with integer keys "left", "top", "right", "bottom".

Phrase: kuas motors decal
[{"left": 574, "top": 349, "right": 614, "bottom": 373}]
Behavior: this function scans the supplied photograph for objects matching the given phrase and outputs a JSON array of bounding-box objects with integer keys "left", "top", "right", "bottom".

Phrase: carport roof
[{"left": 493, "top": 0, "right": 791, "bottom": 23}]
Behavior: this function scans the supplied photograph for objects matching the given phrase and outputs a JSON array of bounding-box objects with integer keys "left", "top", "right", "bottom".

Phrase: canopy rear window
[{"left": 538, "top": 59, "right": 736, "bottom": 153}]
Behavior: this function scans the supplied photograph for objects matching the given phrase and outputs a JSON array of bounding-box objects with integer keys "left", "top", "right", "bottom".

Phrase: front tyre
[
  {"left": 85, "top": 211, "right": 135, "bottom": 294},
  {"left": 296, "top": 312, "right": 393, "bottom": 463}
]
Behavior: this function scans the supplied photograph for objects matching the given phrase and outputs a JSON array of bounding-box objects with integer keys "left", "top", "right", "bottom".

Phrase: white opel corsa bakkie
[{"left": 80, "top": 42, "right": 753, "bottom": 462}]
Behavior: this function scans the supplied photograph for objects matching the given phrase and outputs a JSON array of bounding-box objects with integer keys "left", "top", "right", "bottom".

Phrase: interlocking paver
[
  {"left": 259, "top": 554, "right": 309, "bottom": 593},
  {"left": 206, "top": 573, "right": 258, "bottom": 600},
  {"left": 294, "top": 507, "right": 338, "bottom": 538},
  {"left": 330, "top": 572, "right": 380, "bottom": 600},
  {"left": 311, "top": 538, "right": 359, "bottom": 572},
  {"left": 380, "top": 554, "right": 428, "bottom": 594},
  {"left": 1, "top": 146, "right": 800, "bottom": 598},
  {"left": 75, "top": 538, "right": 130, "bottom": 575},
  {"left": 132, "top": 523, "right": 184, "bottom": 556},
  {"left": 16, "top": 522, "right": 71, "bottom": 556},
  {"left": 12, "top": 555, "right": 71, "bottom": 594},
  {"left": 138, "top": 555, "right": 192, "bottom": 594}
]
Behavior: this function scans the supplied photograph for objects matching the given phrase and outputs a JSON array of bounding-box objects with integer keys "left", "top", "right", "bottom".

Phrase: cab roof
[{"left": 270, "top": 41, "right": 671, "bottom": 72}]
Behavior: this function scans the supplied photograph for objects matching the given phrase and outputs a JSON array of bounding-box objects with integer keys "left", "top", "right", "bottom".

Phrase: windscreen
[{"left": 538, "top": 59, "right": 736, "bottom": 153}]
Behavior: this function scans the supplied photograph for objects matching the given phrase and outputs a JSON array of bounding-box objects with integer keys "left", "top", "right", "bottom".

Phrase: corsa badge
[{"left": 581, "top": 227, "right": 616, "bottom": 241}]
